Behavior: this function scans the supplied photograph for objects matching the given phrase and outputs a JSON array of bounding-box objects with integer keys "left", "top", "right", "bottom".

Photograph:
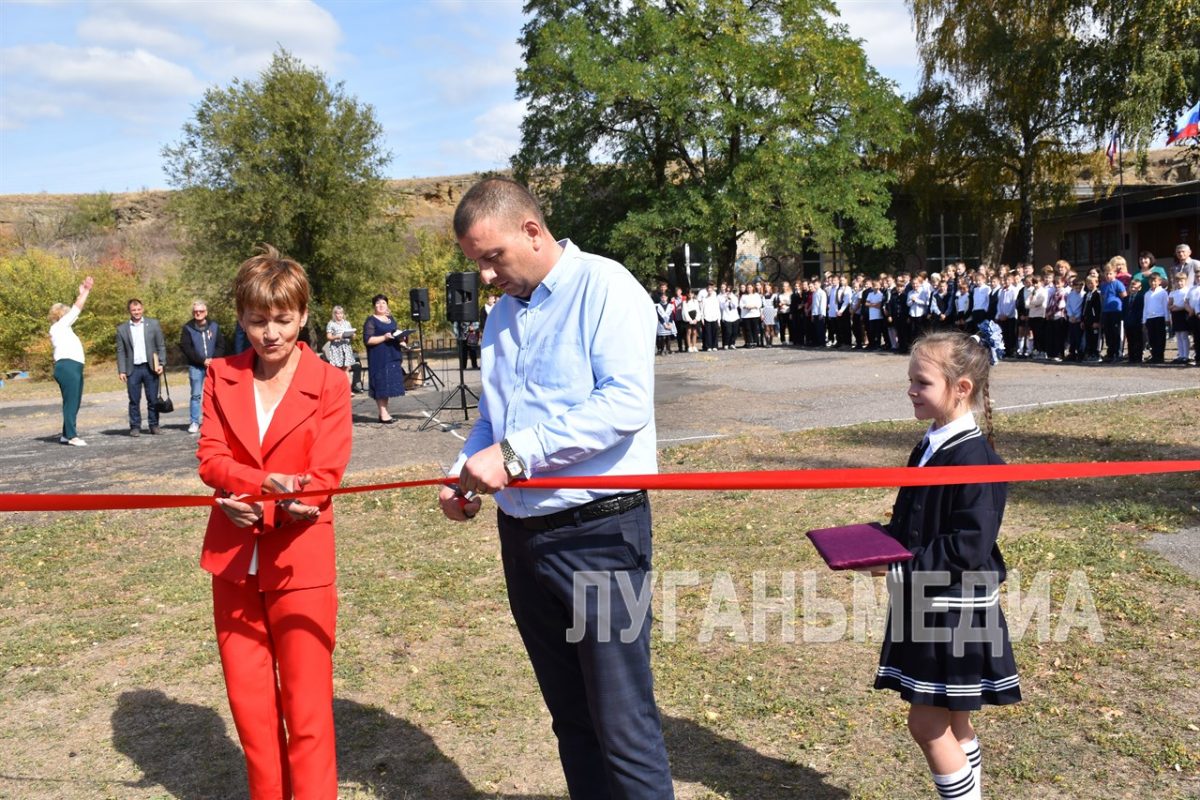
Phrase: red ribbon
[{"left": 1, "top": 460, "right": 1196, "bottom": 513}]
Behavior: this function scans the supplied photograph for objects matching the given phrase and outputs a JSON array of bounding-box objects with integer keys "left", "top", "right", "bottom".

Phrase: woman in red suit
[{"left": 197, "top": 245, "right": 352, "bottom": 799}]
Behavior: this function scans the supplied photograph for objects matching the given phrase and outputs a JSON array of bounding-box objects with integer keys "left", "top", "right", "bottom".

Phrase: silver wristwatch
[{"left": 500, "top": 438, "right": 526, "bottom": 479}]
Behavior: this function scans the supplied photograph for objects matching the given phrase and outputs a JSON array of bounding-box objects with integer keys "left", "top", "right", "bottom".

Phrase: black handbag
[{"left": 155, "top": 372, "right": 175, "bottom": 414}]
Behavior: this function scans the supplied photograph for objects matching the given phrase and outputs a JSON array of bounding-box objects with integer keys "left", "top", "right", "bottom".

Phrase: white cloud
[
  {"left": 133, "top": 0, "right": 343, "bottom": 74},
  {"left": 0, "top": 98, "right": 63, "bottom": 130},
  {"left": 427, "top": 40, "right": 522, "bottom": 104},
  {"left": 1, "top": 44, "right": 203, "bottom": 97},
  {"left": 76, "top": 15, "right": 202, "bottom": 54},
  {"left": 450, "top": 99, "right": 526, "bottom": 164}
]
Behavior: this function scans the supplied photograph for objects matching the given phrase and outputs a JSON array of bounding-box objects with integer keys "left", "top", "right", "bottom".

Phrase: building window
[
  {"left": 925, "top": 212, "right": 980, "bottom": 272},
  {"left": 1059, "top": 227, "right": 1120, "bottom": 268}
]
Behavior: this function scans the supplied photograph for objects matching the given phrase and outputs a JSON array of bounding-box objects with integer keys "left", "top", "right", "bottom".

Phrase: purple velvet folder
[{"left": 806, "top": 522, "right": 913, "bottom": 570}]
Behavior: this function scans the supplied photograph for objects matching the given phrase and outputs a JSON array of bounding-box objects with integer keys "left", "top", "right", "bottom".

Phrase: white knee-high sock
[
  {"left": 961, "top": 737, "right": 982, "bottom": 795},
  {"left": 932, "top": 761, "right": 979, "bottom": 800}
]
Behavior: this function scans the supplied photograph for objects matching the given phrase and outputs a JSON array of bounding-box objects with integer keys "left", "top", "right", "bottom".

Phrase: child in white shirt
[
  {"left": 1167, "top": 274, "right": 1190, "bottom": 364},
  {"left": 1142, "top": 273, "right": 1168, "bottom": 364}
]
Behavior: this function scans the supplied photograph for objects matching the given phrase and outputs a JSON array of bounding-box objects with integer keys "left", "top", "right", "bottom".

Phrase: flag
[
  {"left": 1106, "top": 132, "right": 1119, "bottom": 167},
  {"left": 1167, "top": 100, "right": 1200, "bottom": 144}
]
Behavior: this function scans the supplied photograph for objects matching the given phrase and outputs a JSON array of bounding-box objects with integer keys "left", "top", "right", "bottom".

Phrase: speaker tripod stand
[
  {"left": 417, "top": 346, "right": 477, "bottom": 431},
  {"left": 410, "top": 318, "right": 444, "bottom": 391}
]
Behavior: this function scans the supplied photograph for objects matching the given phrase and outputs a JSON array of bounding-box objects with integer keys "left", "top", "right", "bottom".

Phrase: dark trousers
[
  {"left": 1101, "top": 311, "right": 1123, "bottom": 360},
  {"left": 1030, "top": 318, "right": 1046, "bottom": 354},
  {"left": 721, "top": 320, "right": 737, "bottom": 348},
  {"left": 126, "top": 363, "right": 159, "bottom": 429},
  {"left": 777, "top": 311, "right": 791, "bottom": 343},
  {"left": 852, "top": 314, "right": 866, "bottom": 348},
  {"left": 788, "top": 312, "right": 802, "bottom": 345},
  {"left": 54, "top": 358, "right": 84, "bottom": 440},
  {"left": 674, "top": 321, "right": 689, "bottom": 352},
  {"left": 1051, "top": 316, "right": 1070, "bottom": 357},
  {"left": 809, "top": 317, "right": 826, "bottom": 347},
  {"left": 497, "top": 503, "right": 674, "bottom": 800},
  {"left": 1067, "top": 321, "right": 1084, "bottom": 360},
  {"left": 908, "top": 315, "right": 930, "bottom": 345},
  {"left": 867, "top": 318, "right": 884, "bottom": 350},
  {"left": 458, "top": 340, "right": 478, "bottom": 370},
  {"left": 1126, "top": 320, "right": 1144, "bottom": 363},
  {"left": 895, "top": 315, "right": 912, "bottom": 352},
  {"left": 1146, "top": 317, "right": 1166, "bottom": 362},
  {"left": 701, "top": 320, "right": 718, "bottom": 351},
  {"left": 1084, "top": 324, "right": 1101, "bottom": 358},
  {"left": 834, "top": 313, "right": 851, "bottom": 347},
  {"left": 999, "top": 318, "right": 1018, "bottom": 358}
]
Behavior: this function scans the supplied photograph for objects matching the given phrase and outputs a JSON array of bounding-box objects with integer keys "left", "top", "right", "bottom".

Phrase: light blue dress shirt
[{"left": 452, "top": 240, "right": 658, "bottom": 518}]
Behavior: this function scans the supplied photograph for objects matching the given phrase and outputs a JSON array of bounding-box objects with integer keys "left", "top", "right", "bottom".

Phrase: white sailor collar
[{"left": 920, "top": 412, "right": 979, "bottom": 466}]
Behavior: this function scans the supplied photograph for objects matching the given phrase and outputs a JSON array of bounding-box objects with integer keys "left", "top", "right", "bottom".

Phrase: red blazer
[{"left": 198, "top": 342, "right": 352, "bottom": 590}]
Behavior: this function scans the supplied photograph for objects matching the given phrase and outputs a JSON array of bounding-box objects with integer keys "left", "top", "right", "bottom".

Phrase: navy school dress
[{"left": 875, "top": 425, "right": 1022, "bottom": 710}]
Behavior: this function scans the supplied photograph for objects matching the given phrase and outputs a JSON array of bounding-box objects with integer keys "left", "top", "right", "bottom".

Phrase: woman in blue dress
[{"left": 363, "top": 294, "right": 406, "bottom": 423}]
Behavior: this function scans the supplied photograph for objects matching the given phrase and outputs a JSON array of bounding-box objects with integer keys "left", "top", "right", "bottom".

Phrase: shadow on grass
[
  {"left": 112, "top": 690, "right": 560, "bottom": 799},
  {"left": 664, "top": 715, "right": 850, "bottom": 800},
  {"left": 112, "top": 691, "right": 847, "bottom": 799},
  {"left": 112, "top": 690, "right": 246, "bottom": 799}
]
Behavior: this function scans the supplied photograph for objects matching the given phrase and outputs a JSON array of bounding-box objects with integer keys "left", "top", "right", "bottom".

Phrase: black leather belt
[{"left": 507, "top": 491, "right": 647, "bottom": 532}]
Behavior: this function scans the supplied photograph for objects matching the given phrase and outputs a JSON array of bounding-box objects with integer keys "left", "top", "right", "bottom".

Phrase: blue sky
[{"left": 0, "top": 0, "right": 921, "bottom": 195}]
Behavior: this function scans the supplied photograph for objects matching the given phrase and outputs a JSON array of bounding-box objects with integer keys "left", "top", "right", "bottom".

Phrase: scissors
[
  {"left": 441, "top": 464, "right": 478, "bottom": 518},
  {"left": 269, "top": 476, "right": 318, "bottom": 520}
]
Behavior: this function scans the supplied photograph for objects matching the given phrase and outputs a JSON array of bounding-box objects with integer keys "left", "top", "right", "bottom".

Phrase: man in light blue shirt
[{"left": 439, "top": 178, "right": 673, "bottom": 799}]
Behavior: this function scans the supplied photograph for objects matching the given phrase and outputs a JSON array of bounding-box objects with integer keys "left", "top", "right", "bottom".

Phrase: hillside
[{"left": 0, "top": 174, "right": 482, "bottom": 258}]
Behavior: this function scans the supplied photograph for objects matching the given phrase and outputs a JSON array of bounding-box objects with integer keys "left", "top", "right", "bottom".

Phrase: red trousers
[{"left": 212, "top": 575, "right": 338, "bottom": 800}]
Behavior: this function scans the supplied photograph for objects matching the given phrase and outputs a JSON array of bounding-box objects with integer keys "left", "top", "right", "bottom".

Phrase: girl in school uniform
[{"left": 871, "top": 330, "right": 1020, "bottom": 800}]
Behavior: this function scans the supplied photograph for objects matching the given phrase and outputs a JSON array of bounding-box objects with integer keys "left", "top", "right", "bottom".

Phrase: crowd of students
[{"left": 652, "top": 244, "right": 1200, "bottom": 366}]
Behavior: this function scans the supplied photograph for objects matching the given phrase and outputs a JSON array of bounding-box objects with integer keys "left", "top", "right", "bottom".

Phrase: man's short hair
[
  {"left": 454, "top": 177, "right": 546, "bottom": 238},
  {"left": 127, "top": 298, "right": 143, "bottom": 310}
]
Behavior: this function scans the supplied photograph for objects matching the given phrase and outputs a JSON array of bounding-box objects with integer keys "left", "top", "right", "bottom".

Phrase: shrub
[{"left": 0, "top": 249, "right": 140, "bottom": 372}]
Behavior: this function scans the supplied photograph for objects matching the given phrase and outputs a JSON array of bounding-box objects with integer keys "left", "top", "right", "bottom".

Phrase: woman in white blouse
[{"left": 48, "top": 275, "right": 94, "bottom": 446}]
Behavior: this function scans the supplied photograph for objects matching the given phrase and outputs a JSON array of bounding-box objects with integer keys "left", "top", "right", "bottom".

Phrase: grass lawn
[
  {"left": 1, "top": 391, "right": 1197, "bottom": 799},
  {"left": 0, "top": 363, "right": 143, "bottom": 401}
]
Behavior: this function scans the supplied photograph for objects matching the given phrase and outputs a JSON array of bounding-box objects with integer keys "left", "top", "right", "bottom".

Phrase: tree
[
  {"left": 163, "top": 50, "right": 396, "bottom": 307},
  {"left": 1080, "top": 0, "right": 1200, "bottom": 155},
  {"left": 907, "top": 0, "right": 1097, "bottom": 265},
  {"left": 907, "top": 0, "right": 1199, "bottom": 266},
  {"left": 514, "top": 0, "right": 910, "bottom": 284}
]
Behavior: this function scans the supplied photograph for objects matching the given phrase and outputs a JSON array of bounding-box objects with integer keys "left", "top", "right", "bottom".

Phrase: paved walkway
[{"left": 0, "top": 346, "right": 1195, "bottom": 495}]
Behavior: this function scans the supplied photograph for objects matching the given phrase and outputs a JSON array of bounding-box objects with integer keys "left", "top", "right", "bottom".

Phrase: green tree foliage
[
  {"left": 514, "top": 0, "right": 909, "bottom": 284},
  {"left": 313, "top": 229, "right": 470, "bottom": 336},
  {"left": 162, "top": 50, "right": 397, "bottom": 308},
  {"left": 1080, "top": 0, "right": 1200, "bottom": 153},
  {"left": 907, "top": 0, "right": 1095, "bottom": 264},
  {"left": 0, "top": 249, "right": 139, "bottom": 373},
  {"left": 907, "top": 0, "right": 1199, "bottom": 265}
]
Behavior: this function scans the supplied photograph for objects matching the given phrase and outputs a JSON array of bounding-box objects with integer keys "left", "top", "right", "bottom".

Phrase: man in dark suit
[{"left": 116, "top": 298, "right": 167, "bottom": 435}]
